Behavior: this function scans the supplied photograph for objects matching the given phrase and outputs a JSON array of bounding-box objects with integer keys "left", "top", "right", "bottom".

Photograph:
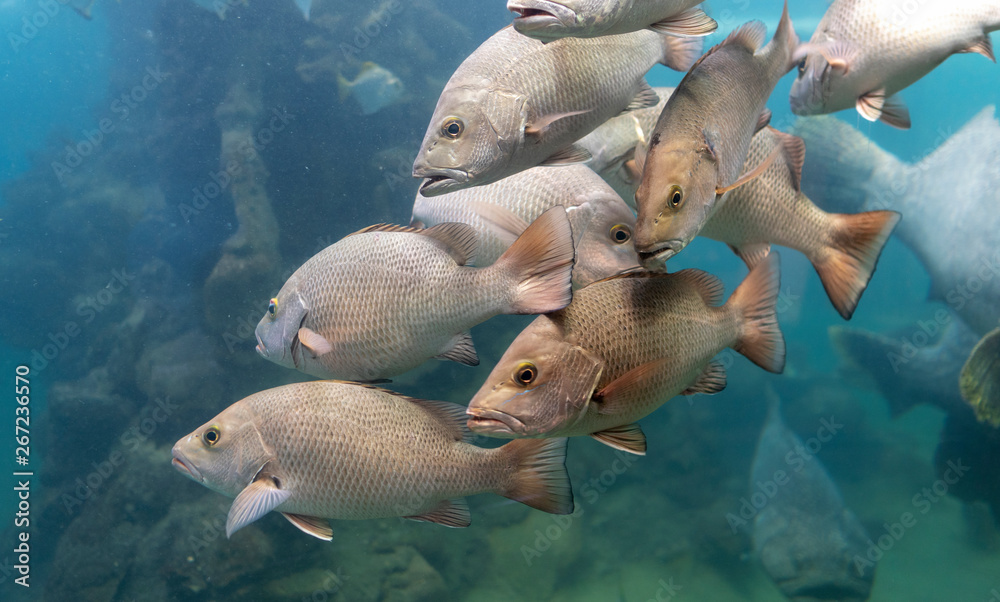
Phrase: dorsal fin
[
  {"left": 671, "top": 268, "right": 725, "bottom": 305},
  {"left": 724, "top": 20, "right": 767, "bottom": 53},
  {"left": 348, "top": 222, "right": 478, "bottom": 265}
]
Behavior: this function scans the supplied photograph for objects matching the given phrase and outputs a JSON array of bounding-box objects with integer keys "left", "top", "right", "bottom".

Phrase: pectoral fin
[
  {"left": 282, "top": 513, "right": 333, "bottom": 541},
  {"left": 590, "top": 423, "right": 646, "bottom": 455},
  {"left": 816, "top": 40, "right": 858, "bottom": 74},
  {"left": 716, "top": 142, "right": 782, "bottom": 195},
  {"left": 856, "top": 90, "right": 911, "bottom": 130},
  {"left": 405, "top": 497, "right": 471, "bottom": 528},
  {"left": 227, "top": 477, "right": 291, "bottom": 538},
  {"left": 526, "top": 110, "right": 590, "bottom": 137},
  {"left": 298, "top": 327, "right": 333, "bottom": 357},
  {"left": 594, "top": 358, "right": 672, "bottom": 415}
]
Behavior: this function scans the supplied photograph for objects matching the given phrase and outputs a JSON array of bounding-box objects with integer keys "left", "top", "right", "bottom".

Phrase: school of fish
[{"left": 172, "top": 1, "right": 1000, "bottom": 598}]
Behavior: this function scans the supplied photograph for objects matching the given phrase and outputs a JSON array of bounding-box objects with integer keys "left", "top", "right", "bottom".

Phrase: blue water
[{"left": 1, "top": 0, "right": 998, "bottom": 600}]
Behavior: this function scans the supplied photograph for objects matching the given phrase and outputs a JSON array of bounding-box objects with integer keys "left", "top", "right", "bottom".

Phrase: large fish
[
  {"left": 508, "top": 0, "right": 717, "bottom": 42},
  {"left": 634, "top": 3, "right": 798, "bottom": 269},
  {"left": 410, "top": 164, "right": 638, "bottom": 288},
  {"left": 751, "top": 392, "right": 875, "bottom": 601},
  {"left": 699, "top": 127, "right": 900, "bottom": 320},
  {"left": 412, "top": 25, "right": 702, "bottom": 197},
  {"left": 796, "top": 108, "right": 1000, "bottom": 424},
  {"left": 466, "top": 253, "right": 785, "bottom": 455},
  {"left": 789, "top": 0, "right": 1000, "bottom": 129},
  {"left": 171, "top": 381, "right": 574, "bottom": 540},
  {"left": 255, "top": 207, "right": 574, "bottom": 382},
  {"left": 575, "top": 87, "right": 673, "bottom": 204}
]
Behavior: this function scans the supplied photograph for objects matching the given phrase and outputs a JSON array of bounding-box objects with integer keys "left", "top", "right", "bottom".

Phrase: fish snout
[
  {"left": 509, "top": 1, "right": 576, "bottom": 36},
  {"left": 171, "top": 444, "right": 203, "bottom": 482},
  {"left": 414, "top": 168, "right": 471, "bottom": 196},
  {"left": 255, "top": 331, "right": 268, "bottom": 358},
  {"left": 634, "top": 239, "right": 680, "bottom": 272},
  {"left": 466, "top": 407, "right": 528, "bottom": 438}
]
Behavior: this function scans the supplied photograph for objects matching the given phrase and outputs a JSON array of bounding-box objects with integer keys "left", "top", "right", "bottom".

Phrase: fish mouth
[
  {"left": 171, "top": 447, "right": 203, "bottom": 482},
  {"left": 255, "top": 332, "right": 268, "bottom": 358},
  {"left": 413, "top": 169, "right": 470, "bottom": 197},
  {"left": 466, "top": 408, "right": 526, "bottom": 438},
  {"left": 635, "top": 240, "right": 681, "bottom": 270},
  {"left": 508, "top": 1, "right": 574, "bottom": 32}
]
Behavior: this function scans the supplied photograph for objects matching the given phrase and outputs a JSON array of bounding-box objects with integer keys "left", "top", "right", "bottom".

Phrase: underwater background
[{"left": 0, "top": 0, "right": 998, "bottom": 600}]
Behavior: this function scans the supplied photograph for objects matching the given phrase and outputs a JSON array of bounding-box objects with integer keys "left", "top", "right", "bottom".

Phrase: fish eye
[
  {"left": 610, "top": 224, "right": 632, "bottom": 244},
  {"left": 203, "top": 426, "right": 221, "bottom": 447},
  {"left": 514, "top": 362, "right": 537, "bottom": 386},
  {"left": 442, "top": 117, "right": 464, "bottom": 139},
  {"left": 669, "top": 186, "right": 683, "bottom": 208},
  {"left": 797, "top": 58, "right": 806, "bottom": 77},
  {"left": 267, "top": 298, "right": 278, "bottom": 319}
]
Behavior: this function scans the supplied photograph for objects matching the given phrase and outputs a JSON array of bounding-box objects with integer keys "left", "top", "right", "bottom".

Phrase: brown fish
[
  {"left": 467, "top": 253, "right": 785, "bottom": 455},
  {"left": 698, "top": 127, "right": 900, "bottom": 319},
  {"left": 634, "top": 2, "right": 798, "bottom": 268},
  {"left": 171, "top": 381, "right": 574, "bottom": 540}
]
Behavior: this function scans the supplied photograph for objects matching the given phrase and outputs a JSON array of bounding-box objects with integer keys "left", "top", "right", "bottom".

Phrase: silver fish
[
  {"left": 412, "top": 25, "right": 702, "bottom": 196},
  {"left": 255, "top": 207, "right": 574, "bottom": 382},
  {"left": 751, "top": 392, "right": 875, "bottom": 602},
  {"left": 171, "top": 381, "right": 574, "bottom": 540},
  {"left": 410, "top": 164, "right": 638, "bottom": 288},
  {"left": 789, "top": 0, "right": 1000, "bottom": 129},
  {"left": 575, "top": 87, "right": 673, "bottom": 204},
  {"left": 337, "top": 61, "right": 405, "bottom": 116},
  {"left": 634, "top": 3, "right": 798, "bottom": 268},
  {"left": 508, "top": 0, "right": 716, "bottom": 42}
]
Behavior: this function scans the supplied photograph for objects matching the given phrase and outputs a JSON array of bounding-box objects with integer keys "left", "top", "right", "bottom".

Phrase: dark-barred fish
[
  {"left": 255, "top": 207, "right": 574, "bottom": 382},
  {"left": 410, "top": 164, "right": 638, "bottom": 288},
  {"left": 790, "top": 0, "right": 1000, "bottom": 129},
  {"left": 508, "top": 0, "right": 717, "bottom": 42},
  {"left": 634, "top": 3, "right": 798, "bottom": 268},
  {"left": 699, "top": 127, "right": 900, "bottom": 320},
  {"left": 171, "top": 381, "right": 574, "bottom": 540},
  {"left": 467, "top": 253, "right": 785, "bottom": 455},
  {"left": 412, "top": 24, "right": 702, "bottom": 196}
]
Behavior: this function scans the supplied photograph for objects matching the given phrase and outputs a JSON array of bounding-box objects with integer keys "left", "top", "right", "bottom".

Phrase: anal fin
[
  {"left": 728, "top": 242, "right": 772, "bottom": 270},
  {"left": 541, "top": 144, "right": 593, "bottom": 166},
  {"left": 590, "top": 423, "right": 646, "bottom": 455},
  {"left": 960, "top": 36, "right": 995, "bottom": 62},
  {"left": 405, "top": 498, "right": 471, "bottom": 528},
  {"left": 282, "top": 512, "right": 333, "bottom": 541},
  {"left": 436, "top": 331, "right": 479, "bottom": 366},
  {"left": 681, "top": 360, "right": 727, "bottom": 395},
  {"left": 621, "top": 81, "right": 659, "bottom": 113}
]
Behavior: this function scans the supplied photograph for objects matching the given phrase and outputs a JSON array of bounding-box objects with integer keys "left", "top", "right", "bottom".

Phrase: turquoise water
[{"left": 1, "top": 0, "right": 998, "bottom": 600}]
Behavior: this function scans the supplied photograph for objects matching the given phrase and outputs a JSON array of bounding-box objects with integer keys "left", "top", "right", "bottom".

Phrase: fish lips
[
  {"left": 254, "top": 331, "right": 268, "bottom": 358},
  {"left": 508, "top": 1, "right": 576, "bottom": 35},
  {"left": 413, "top": 168, "right": 470, "bottom": 197},
  {"left": 635, "top": 240, "right": 682, "bottom": 271},
  {"left": 466, "top": 408, "right": 530, "bottom": 438},
  {"left": 171, "top": 446, "right": 204, "bottom": 483}
]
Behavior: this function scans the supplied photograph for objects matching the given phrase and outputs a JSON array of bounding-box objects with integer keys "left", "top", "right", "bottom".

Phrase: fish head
[
  {"left": 466, "top": 317, "right": 603, "bottom": 438},
  {"left": 789, "top": 50, "right": 837, "bottom": 116},
  {"left": 414, "top": 86, "right": 524, "bottom": 196},
  {"left": 567, "top": 197, "right": 640, "bottom": 287},
  {"left": 633, "top": 142, "right": 719, "bottom": 269},
  {"left": 508, "top": 0, "right": 585, "bottom": 41},
  {"left": 254, "top": 284, "right": 310, "bottom": 372},
  {"left": 171, "top": 402, "right": 271, "bottom": 498}
]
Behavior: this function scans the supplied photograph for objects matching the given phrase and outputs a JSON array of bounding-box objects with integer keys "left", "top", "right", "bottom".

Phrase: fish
[
  {"left": 794, "top": 107, "right": 1000, "bottom": 338},
  {"left": 410, "top": 164, "right": 639, "bottom": 288},
  {"left": 466, "top": 253, "right": 785, "bottom": 455},
  {"left": 508, "top": 0, "right": 717, "bottom": 42},
  {"left": 254, "top": 207, "right": 574, "bottom": 383},
  {"left": 698, "top": 127, "right": 900, "bottom": 320},
  {"left": 751, "top": 391, "right": 875, "bottom": 602},
  {"left": 575, "top": 87, "right": 673, "bottom": 204},
  {"left": 961, "top": 327, "right": 1000, "bottom": 427},
  {"left": 171, "top": 381, "right": 574, "bottom": 540},
  {"left": 337, "top": 62, "right": 405, "bottom": 116},
  {"left": 633, "top": 3, "right": 798, "bottom": 269},
  {"left": 789, "top": 0, "right": 1000, "bottom": 129},
  {"left": 412, "top": 25, "right": 703, "bottom": 197},
  {"left": 830, "top": 318, "right": 980, "bottom": 418}
]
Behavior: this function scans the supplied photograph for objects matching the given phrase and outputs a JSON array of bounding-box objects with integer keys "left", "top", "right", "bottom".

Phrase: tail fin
[
  {"left": 493, "top": 206, "right": 575, "bottom": 314},
  {"left": 814, "top": 210, "right": 901, "bottom": 319},
  {"left": 497, "top": 438, "right": 574, "bottom": 515},
  {"left": 729, "top": 252, "right": 786, "bottom": 373},
  {"left": 793, "top": 116, "right": 907, "bottom": 215},
  {"left": 660, "top": 34, "right": 704, "bottom": 72}
]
